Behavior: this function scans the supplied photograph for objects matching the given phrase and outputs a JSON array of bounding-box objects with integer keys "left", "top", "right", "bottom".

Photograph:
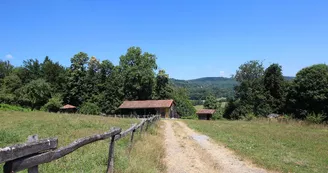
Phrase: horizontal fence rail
[{"left": 0, "top": 115, "right": 160, "bottom": 173}]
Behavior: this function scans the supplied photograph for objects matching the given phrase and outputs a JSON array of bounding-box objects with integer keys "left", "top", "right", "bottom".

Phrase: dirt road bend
[{"left": 163, "top": 120, "right": 268, "bottom": 173}]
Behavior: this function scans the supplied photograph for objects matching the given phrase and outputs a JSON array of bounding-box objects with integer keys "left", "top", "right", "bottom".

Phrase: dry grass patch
[{"left": 115, "top": 122, "right": 166, "bottom": 173}]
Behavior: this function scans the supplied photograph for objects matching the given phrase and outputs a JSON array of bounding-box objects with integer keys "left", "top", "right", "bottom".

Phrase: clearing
[{"left": 163, "top": 120, "right": 268, "bottom": 173}]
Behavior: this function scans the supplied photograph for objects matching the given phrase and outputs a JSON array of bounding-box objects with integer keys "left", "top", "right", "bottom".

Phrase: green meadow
[
  {"left": 0, "top": 111, "right": 165, "bottom": 173},
  {"left": 185, "top": 119, "right": 328, "bottom": 173}
]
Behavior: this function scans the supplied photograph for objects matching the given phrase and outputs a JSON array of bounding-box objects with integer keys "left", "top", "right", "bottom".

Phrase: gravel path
[{"left": 163, "top": 120, "right": 269, "bottom": 173}]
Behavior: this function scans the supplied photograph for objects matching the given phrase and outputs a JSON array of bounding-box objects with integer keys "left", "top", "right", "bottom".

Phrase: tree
[
  {"left": 119, "top": 47, "right": 157, "bottom": 100},
  {"left": 235, "top": 60, "right": 264, "bottom": 83},
  {"left": 0, "top": 60, "right": 13, "bottom": 79},
  {"left": 97, "top": 63, "right": 124, "bottom": 114},
  {"left": 203, "top": 94, "right": 218, "bottom": 109},
  {"left": 19, "top": 79, "right": 51, "bottom": 110},
  {"left": 64, "top": 52, "right": 89, "bottom": 106},
  {"left": 230, "top": 60, "right": 267, "bottom": 118},
  {"left": 287, "top": 64, "right": 328, "bottom": 119},
  {"left": 41, "top": 95, "right": 63, "bottom": 112},
  {"left": 170, "top": 87, "right": 196, "bottom": 118},
  {"left": 1, "top": 74, "right": 22, "bottom": 93},
  {"left": 84, "top": 56, "right": 101, "bottom": 101},
  {"left": 154, "top": 70, "right": 171, "bottom": 99},
  {"left": 234, "top": 61, "right": 265, "bottom": 105},
  {"left": 40, "top": 56, "right": 67, "bottom": 93},
  {"left": 23, "top": 59, "right": 42, "bottom": 82},
  {"left": 263, "top": 63, "right": 285, "bottom": 113}
]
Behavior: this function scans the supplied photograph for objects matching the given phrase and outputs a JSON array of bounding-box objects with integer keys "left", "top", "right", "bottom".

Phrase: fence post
[
  {"left": 3, "top": 161, "right": 13, "bottom": 173},
  {"left": 129, "top": 129, "right": 136, "bottom": 153},
  {"left": 107, "top": 135, "right": 116, "bottom": 173},
  {"left": 140, "top": 122, "right": 144, "bottom": 135},
  {"left": 130, "top": 129, "right": 135, "bottom": 145},
  {"left": 145, "top": 119, "right": 149, "bottom": 131},
  {"left": 27, "top": 135, "right": 39, "bottom": 173}
]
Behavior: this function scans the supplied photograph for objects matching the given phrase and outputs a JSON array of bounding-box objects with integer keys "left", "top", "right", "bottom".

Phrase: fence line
[{"left": 0, "top": 115, "right": 160, "bottom": 173}]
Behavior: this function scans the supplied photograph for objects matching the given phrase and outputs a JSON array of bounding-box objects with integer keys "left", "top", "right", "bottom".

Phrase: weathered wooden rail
[{"left": 0, "top": 115, "right": 160, "bottom": 173}]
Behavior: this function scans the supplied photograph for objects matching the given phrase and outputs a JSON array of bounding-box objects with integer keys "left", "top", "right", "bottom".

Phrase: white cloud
[
  {"left": 5, "top": 54, "right": 13, "bottom": 59},
  {"left": 219, "top": 71, "right": 225, "bottom": 77}
]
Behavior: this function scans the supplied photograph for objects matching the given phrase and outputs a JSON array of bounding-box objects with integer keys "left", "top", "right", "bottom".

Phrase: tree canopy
[{"left": 0, "top": 47, "right": 193, "bottom": 118}]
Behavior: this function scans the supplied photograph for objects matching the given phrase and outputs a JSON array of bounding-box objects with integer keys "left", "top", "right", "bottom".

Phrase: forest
[
  {"left": 202, "top": 60, "right": 328, "bottom": 123},
  {"left": 0, "top": 47, "right": 195, "bottom": 117},
  {"left": 170, "top": 77, "right": 237, "bottom": 100},
  {"left": 1, "top": 48, "right": 328, "bottom": 123}
]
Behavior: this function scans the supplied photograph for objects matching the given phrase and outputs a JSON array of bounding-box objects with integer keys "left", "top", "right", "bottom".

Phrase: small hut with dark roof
[
  {"left": 60, "top": 104, "right": 77, "bottom": 113},
  {"left": 118, "top": 99, "right": 177, "bottom": 118},
  {"left": 196, "top": 109, "right": 216, "bottom": 120}
]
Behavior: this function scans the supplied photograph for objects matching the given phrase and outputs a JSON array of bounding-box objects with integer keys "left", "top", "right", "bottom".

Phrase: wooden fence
[{"left": 0, "top": 115, "right": 160, "bottom": 173}]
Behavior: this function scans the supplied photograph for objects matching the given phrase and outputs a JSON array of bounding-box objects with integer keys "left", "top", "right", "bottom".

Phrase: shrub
[
  {"left": 0, "top": 103, "right": 30, "bottom": 112},
  {"left": 212, "top": 108, "right": 223, "bottom": 120},
  {"left": 244, "top": 113, "right": 256, "bottom": 121},
  {"left": 306, "top": 112, "right": 325, "bottom": 124},
  {"left": 41, "top": 96, "right": 63, "bottom": 112},
  {"left": 0, "top": 93, "right": 15, "bottom": 104},
  {"left": 79, "top": 102, "right": 100, "bottom": 115}
]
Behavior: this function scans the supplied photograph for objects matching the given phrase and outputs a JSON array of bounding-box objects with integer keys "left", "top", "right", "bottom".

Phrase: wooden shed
[
  {"left": 118, "top": 99, "right": 177, "bottom": 118},
  {"left": 196, "top": 109, "right": 216, "bottom": 120},
  {"left": 60, "top": 104, "right": 77, "bottom": 113}
]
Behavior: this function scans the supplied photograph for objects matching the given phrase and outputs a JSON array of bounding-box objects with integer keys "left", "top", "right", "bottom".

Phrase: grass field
[
  {"left": 184, "top": 119, "right": 328, "bottom": 173},
  {"left": 0, "top": 111, "right": 165, "bottom": 173}
]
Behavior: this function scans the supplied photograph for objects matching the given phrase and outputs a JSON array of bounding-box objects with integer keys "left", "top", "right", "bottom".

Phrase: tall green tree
[
  {"left": 119, "top": 47, "right": 157, "bottom": 100},
  {"left": 227, "top": 60, "right": 267, "bottom": 119},
  {"left": 287, "top": 64, "right": 328, "bottom": 119},
  {"left": 95, "top": 61, "right": 124, "bottom": 114},
  {"left": 64, "top": 52, "right": 89, "bottom": 106},
  {"left": 84, "top": 56, "right": 101, "bottom": 101},
  {"left": 0, "top": 60, "right": 13, "bottom": 79},
  {"left": 23, "top": 59, "right": 42, "bottom": 82},
  {"left": 263, "top": 63, "right": 285, "bottom": 113},
  {"left": 40, "top": 56, "right": 67, "bottom": 93},
  {"left": 154, "top": 70, "right": 171, "bottom": 99}
]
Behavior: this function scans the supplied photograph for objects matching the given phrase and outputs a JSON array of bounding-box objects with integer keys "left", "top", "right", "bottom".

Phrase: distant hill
[
  {"left": 170, "top": 77, "right": 237, "bottom": 100},
  {"left": 170, "top": 76, "right": 294, "bottom": 100},
  {"left": 284, "top": 76, "right": 295, "bottom": 81}
]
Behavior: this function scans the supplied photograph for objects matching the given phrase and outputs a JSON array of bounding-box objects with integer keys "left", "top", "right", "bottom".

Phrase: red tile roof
[
  {"left": 60, "top": 104, "right": 77, "bottom": 109},
  {"left": 119, "top": 100, "right": 174, "bottom": 109},
  {"left": 196, "top": 109, "right": 216, "bottom": 115}
]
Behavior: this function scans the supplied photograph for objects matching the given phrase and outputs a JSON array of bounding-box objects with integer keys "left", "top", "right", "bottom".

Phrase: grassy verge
[
  {"left": 115, "top": 121, "right": 166, "bottom": 173},
  {"left": 184, "top": 119, "right": 328, "bottom": 173},
  {"left": 0, "top": 111, "right": 143, "bottom": 172}
]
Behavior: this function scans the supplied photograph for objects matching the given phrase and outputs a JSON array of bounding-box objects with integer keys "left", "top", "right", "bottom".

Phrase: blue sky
[{"left": 1, "top": 0, "right": 327, "bottom": 79}]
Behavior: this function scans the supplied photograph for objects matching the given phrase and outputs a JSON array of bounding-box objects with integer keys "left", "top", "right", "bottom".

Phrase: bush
[
  {"left": 0, "top": 103, "right": 30, "bottom": 112},
  {"left": 244, "top": 113, "right": 256, "bottom": 121},
  {"left": 41, "top": 96, "right": 63, "bottom": 112},
  {"left": 79, "top": 102, "right": 100, "bottom": 115},
  {"left": 0, "top": 93, "right": 15, "bottom": 104},
  {"left": 306, "top": 112, "right": 325, "bottom": 124},
  {"left": 212, "top": 108, "right": 223, "bottom": 120}
]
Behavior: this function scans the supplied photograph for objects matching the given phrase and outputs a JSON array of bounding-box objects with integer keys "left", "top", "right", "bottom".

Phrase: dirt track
[{"left": 163, "top": 120, "right": 269, "bottom": 173}]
